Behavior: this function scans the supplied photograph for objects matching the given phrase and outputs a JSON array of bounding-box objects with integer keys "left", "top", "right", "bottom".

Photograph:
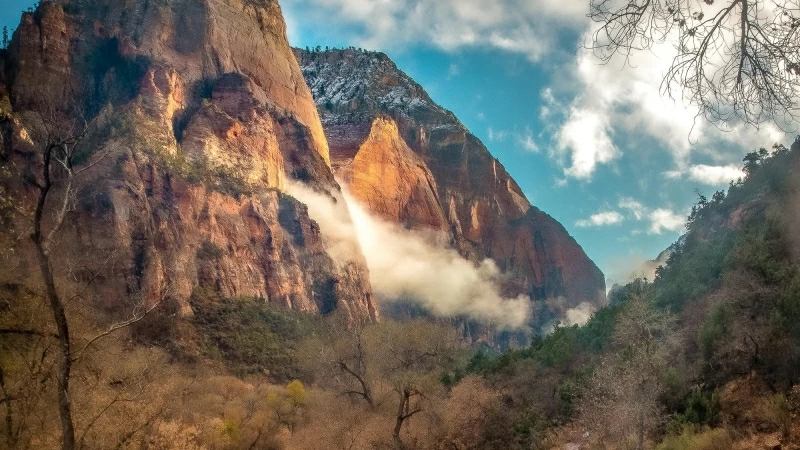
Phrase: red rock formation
[
  {"left": 336, "top": 118, "right": 447, "bottom": 229},
  {"left": 0, "top": 1, "right": 376, "bottom": 323},
  {"left": 296, "top": 49, "right": 606, "bottom": 326}
]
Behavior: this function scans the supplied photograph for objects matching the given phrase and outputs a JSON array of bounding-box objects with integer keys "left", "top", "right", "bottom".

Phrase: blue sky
[
  {"left": 3, "top": 0, "right": 791, "bottom": 284},
  {"left": 278, "top": 0, "right": 790, "bottom": 284}
]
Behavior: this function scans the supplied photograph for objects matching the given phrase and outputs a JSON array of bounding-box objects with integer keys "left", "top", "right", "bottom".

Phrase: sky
[
  {"left": 278, "top": 0, "right": 791, "bottom": 284},
  {"left": 2, "top": 0, "right": 792, "bottom": 286}
]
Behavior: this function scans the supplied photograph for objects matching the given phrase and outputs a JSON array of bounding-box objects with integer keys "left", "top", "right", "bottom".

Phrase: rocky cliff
[
  {"left": 0, "top": 0, "right": 377, "bottom": 323},
  {"left": 295, "top": 49, "right": 606, "bottom": 325}
]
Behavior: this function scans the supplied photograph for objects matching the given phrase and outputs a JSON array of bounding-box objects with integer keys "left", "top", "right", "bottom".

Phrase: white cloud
[
  {"left": 556, "top": 108, "right": 620, "bottom": 179},
  {"left": 518, "top": 127, "right": 539, "bottom": 152},
  {"left": 564, "top": 302, "right": 596, "bottom": 326},
  {"left": 545, "top": 24, "right": 791, "bottom": 181},
  {"left": 284, "top": 0, "right": 588, "bottom": 61},
  {"left": 614, "top": 197, "right": 687, "bottom": 234},
  {"left": 488, "top": 127, "right": 509, "bottom": 142},
  {"left": 618, "top": 198, "right": 645, "bottom": 220},
  {"left": 662, "top": 164, "right": 745, "bottom": 185},
  {"left": 648, "top": 208, "right": 686, "bottom": 234},
  {"left": 448, "top": 63, "right": 460, "bottom": 78},
  {"left": 688, "top": 164, "right": 745, "bottom": 185},
  {"left": 286, "top": 181, "right": 532, "bottom": 328},
  {"left": 576, "top": 211, "right": 624, "bottom": 228},
  {"left": 286, "top": 0, "right": 791, "bottom": 183}
]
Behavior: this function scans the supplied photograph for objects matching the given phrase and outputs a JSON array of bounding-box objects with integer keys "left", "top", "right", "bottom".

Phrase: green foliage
[
  {"left": 455, "top": 304, "right": 621, "bottom": 382},
  {"left": 757, "top": 393, "right": 791, "bottom": 438},
  {"left": 698, "top": 305, "right": 733, "bottom": 362},
  {"left": 653, "top": 234, "right": 734, "bottom": 311},
  {"left": 555, "top": 369, "right": 592, "bottom": 419},
  {"left": 609, "top": 277, "right": 650, "bottom": 306},
  {"left": 775, "top": 271, "right": 800, "bottom": 337},
  {"left": 285, "top": 380, "right": 307, "bottom": 406},
  {"left": 220, "top": 418, "right": 240, "bottom": 441},
  {"left": 677, "top": 389, "right": 721, "bottom": 427},
  {"left": 726, "top": 212, "right": 791, "bottom": 285},
  {"left": 531, "top": 326, "right": 581, "bottom": 368},
  {"left": 649, "top": 143, "right": 799, "bottom": 313},
  {"left": 190, "top": 289, "right": 319, "bottom": 379},
  {"left": 509, "top": 408, "right": 550, "bottom": 450},
  {"left": 105, "top": 110, "right": 254, "bottom": 199}
]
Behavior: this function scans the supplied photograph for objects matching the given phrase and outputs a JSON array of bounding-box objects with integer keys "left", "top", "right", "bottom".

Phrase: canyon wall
[
  {"left": 0, "top": 0, "right": 376, "bottom": 323},
  {"left": 296, "top": 49, "right": 606, "bottom": 326}
]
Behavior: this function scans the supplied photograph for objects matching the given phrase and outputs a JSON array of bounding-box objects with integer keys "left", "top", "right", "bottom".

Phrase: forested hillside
[{"left": 450, "top": 139, "right": 800, "bottom": 449}]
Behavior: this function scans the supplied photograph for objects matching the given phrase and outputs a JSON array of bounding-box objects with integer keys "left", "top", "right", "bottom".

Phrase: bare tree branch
[
  {"left": 589, "top": 0, "right": 800, "bottom": 130},
  {"left": 71, "top": 299, "right": 163, "bottom": 363}
]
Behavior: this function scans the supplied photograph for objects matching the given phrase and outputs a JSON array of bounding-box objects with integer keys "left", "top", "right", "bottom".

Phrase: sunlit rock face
[
  {"left": 0, "top": 0, "right": 377, "bottom": 323},
  {"left": 296, "top": 48, "right": 606, "bottom": 328},
  {"left": 335, "top": 117, "right": 447, "bottom": 230}
]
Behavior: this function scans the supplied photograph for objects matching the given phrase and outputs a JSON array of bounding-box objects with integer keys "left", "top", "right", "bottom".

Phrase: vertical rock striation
[
  {"left": 0, "top": 1, "right": 376, "bottom": 323},
  {"left": 296, "top": 49, "right": 606, "bottom": 327}
]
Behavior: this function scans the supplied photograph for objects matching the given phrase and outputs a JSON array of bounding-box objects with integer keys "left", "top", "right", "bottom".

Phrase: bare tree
[
  {"left": 28, "top": 107, "right": 97, "bottom": 450},
  {"left": 589, "top": 0, "right": 800, "bottom": 130},
  {"left": 1, "top": 99, "right": 160, "bottom": 450},
  {"left": 300, "top": 319, "right": 461, "bottom": 450},
  {"left": 369, "top": 320, "right": 460, "bottom": 450},
  {"left": 580, "top": 296, "right": 677, "bottom": 450},
  {"left": 299, "top": 317, "right": 376, "bottom": 408}
]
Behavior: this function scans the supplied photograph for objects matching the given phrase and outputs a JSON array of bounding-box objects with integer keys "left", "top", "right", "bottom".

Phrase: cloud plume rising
[{"left": 286, "top": 181, "right": 532, "bottom": 328}]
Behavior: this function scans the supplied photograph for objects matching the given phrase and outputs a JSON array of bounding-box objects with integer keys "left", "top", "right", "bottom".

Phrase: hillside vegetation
[
  {"left": 3, "top": 140, "right": 799, "bottom": 450},
  {"left": 451, "top": 140, "right": 800, "bottom": 449}
]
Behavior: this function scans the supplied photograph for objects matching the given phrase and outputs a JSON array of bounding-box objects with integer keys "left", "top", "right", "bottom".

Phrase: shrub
[
  {"left": 756, "top": 394, "right": 791, "bottom": 438},
  {"left": 680, "top": 389, "right": 722, "bottom": 427},
  {"left": 196, "top": 241, "right": 224, "bottom": 261},
  {"left": 656, "top": 426, "right": 733, "bottom": 450},
  {"left": 189, "top": 290, "right": 318, "bottom": 379},
  {"left": 698, "top": 305, "right": 733, "bottom": 362}
]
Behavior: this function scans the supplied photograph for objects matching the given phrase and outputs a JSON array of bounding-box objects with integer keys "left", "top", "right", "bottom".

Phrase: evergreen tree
[{"left": 2, "top": 27, "right": 8, "bottom": 50}]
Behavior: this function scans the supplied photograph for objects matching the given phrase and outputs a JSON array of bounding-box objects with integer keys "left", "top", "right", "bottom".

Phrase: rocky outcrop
[
  {"left": 296, "top": 49, "right": 606, "bottom": 325},
  {"left": 0, "top": 1, "right": 376, "bottom": 323},
  {"left": 336, "top": 118, "right": 447, "bottom": 229}
]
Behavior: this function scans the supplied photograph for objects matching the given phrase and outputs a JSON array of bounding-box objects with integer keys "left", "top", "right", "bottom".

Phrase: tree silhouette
[{"left": 589, "top": 0, "right": 800, "bottom": 131}]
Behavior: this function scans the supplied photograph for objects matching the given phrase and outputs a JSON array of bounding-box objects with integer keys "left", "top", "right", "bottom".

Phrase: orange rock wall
[{"left": 0, "top": 1, "right": 376, "bottom": 323}]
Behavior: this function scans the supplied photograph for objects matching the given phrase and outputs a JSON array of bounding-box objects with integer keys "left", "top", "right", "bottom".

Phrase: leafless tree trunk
[
  {"left": 20, "top": 106, "right": 155, "bottom": 450},
  {"left": 338, "top": 323, "right": 375, "bottom": 408},
  {"left": 392, "top": 388, "right": 422, "bottom": 450},
  {"left": 31, "top": 137, "right": 80, "bottom": 450}
]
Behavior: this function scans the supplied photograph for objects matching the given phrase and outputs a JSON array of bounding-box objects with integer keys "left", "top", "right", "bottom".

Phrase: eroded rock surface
[
  {"left": 0, "top": 1, "right": 376, "bottom": 323},
  {"left": 296, "top": 49, "right": 606, "bottom": 326}
]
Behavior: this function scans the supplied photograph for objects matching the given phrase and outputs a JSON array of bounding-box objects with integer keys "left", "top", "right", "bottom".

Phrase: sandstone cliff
[
  {"left": 296, "top": 49, "right": 606, "bottom": 325},
  {"left": 0, "top": 0, "right": 376, "bottom": 323}
]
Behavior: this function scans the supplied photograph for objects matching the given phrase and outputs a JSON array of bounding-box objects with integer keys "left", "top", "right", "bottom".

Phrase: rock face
[
  {"left": 0, "top": 1, "right": 376, "bottom": 322},
  {"left": 296, "top": 49, "right": 606, "bottom": 325}
]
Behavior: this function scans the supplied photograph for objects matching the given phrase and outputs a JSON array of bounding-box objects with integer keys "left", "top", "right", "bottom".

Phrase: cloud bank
[
  {"left": 665, "top": 164, "right": 746, "bottom": 186},
  {"left": 286, "top": 182, "right": 532, "bottom": 328},
  {"left": 576, "top": 199, "right": 687, "bottom": 235},
  {"left": 284, "top": 0, "right": 588, "bottom": 61},
  {"left": 547, "top": 27, "right": 788, "bottom": 181}
]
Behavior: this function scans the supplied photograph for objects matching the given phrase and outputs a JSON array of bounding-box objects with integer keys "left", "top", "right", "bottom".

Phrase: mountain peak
[
  {"left": 298, "top": 47, "right": 607, "bottom": 329},
  {"left": 294, "top": 47, "right": 462, "bottom": 129}
]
